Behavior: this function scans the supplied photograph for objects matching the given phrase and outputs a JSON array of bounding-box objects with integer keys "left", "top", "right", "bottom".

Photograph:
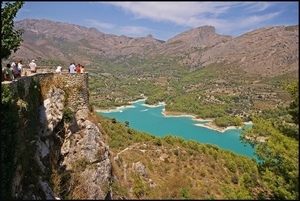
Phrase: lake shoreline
[
  {"left": 95, "top": 104, "right": 136, "bottom": 113},
  {"left": 162, "top": 108, "right": 252, "bottom": 133},
  {"left": 96, "top": 99, "right": 256, "bottom": 158},
  {"left": 95, "top": 99, "right": 252, "bottom": 133}
]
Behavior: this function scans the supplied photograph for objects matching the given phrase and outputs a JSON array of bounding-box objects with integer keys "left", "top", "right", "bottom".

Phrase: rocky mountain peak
[{"left": 166, "top": 25, "right": 232, "bottom": 47}]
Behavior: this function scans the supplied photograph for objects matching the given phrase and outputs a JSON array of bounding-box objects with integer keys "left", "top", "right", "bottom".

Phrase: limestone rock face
[
  {"left": 39, "top": 87, "right": 65, "bottom": 137},
  {"left": 61, "top": 119, "right": 110, "bottom": 169},
  {"left": 34, "top": 85, "right": 112, "bottom": 199},
  {"left": 60, "top": 119, "right": 111, "bottom": 199}
]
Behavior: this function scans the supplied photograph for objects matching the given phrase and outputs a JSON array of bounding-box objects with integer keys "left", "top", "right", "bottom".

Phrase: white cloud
[
  {"left": 106, "top": 2, "right": 235, "bottom": 23},
  {"left": 240, "top": 12, "right": 281, "bottom": 27},
  {"left": 241, "top": 2, "right": 273, "bottom": 13},
  {"left": 103, "top": 2, "right": 281, "bottom": 29},
  {"left": 92, "top": 2, "right": 295, "bottom": 38}
]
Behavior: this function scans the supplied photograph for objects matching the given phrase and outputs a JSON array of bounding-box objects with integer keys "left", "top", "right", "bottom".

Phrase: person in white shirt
[
  {"left": 69, "top": 62, "right": 76, "bottom": 73},
  {"left": 17, "top": 60, "right": 23, "bottom": 77},
  {"left": 11, "top": 60, "right": 17, "bottom": 70},
  {"left": 55, "top": 65, "right": 62, "bottom": 73},
  {"left": 29, "top": 60, "right": 37, "bottom": 73},
  {"left": 11, "top": 59, "right": 18, "bottom": 78}
]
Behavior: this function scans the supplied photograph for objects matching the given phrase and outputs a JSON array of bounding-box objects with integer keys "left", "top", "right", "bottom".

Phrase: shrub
[
  {"left": 63, "top": 108, "right": 74, "bottom": 122},
  {"left": 174, "top": 149, "right": 179, "bottom": 156},
  {"left": 155, "top": 137, "right": 162, "bottom": 146},
  {"left": 231, "top": 174, "right": 239, "bottom": 184}
]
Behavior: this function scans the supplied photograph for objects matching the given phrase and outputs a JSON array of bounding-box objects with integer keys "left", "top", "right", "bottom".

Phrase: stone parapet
[{"left": 2, "top": 72, "right": 90, "bottom": 111}]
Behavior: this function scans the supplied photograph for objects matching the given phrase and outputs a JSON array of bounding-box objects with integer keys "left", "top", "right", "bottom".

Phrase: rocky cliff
[{"left": 1, "top": 73, "right": 113, "bottom": 199}]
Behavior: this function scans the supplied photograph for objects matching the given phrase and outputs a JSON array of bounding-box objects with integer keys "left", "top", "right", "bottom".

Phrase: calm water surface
[{"left": 98, "top": 99, "right": 256, "bottom": 159}]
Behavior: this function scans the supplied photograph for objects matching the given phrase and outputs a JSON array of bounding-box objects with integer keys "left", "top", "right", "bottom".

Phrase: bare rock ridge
[{"left": 166, "top": 25, "right": 232, "bottom": 47}]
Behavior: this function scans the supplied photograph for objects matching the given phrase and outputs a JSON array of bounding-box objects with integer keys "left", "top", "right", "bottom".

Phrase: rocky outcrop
[
  {"left": 58, "top": 117, "right": 111, "bottom": 199},
  {"left": 38, "top": 87, "right": 65, "bottom": 137},
  {"left": 3, "top": 73, "right": 112, "bottom": 199},
  {"left": 132, "top": 161, "right": 148, "bottom": 177},
  {"left": 161, "top": 25, "right": 232, "bottom": 53},
  {"left": 36, "top": 75, "right": 111, "bottom": 199}
]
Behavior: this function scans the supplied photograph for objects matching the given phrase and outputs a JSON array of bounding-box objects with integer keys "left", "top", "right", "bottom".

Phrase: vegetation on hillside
[
  {"left": 95, "top": 113, "right": 265, "bottom": 199},
  {"left": 240, "top": 79, "right": 299, "bottom": 200}
]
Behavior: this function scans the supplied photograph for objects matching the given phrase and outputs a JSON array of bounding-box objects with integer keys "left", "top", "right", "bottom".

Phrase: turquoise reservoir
[{"left": 98, "top": 99, "right": 256, "bottom": 159}]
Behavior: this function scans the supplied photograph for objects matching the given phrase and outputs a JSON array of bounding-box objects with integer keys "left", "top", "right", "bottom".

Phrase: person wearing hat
[{"left": 29, "top": 60, "right": 37, "bottom": 74}]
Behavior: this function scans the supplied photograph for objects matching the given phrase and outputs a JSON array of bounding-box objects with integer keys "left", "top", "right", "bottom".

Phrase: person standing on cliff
[
  {"left": 3, "top": 63, "right": 14, "bottom": 81},
  {"left": 11, "top": 59, "right": 17, "bottom": 75},
  {"left": 19, "top": 60, "right": 24, "bottom": 76},
  {"left": 55, "top": 65, "right": 62, "bottom": 73},
  {"left": 76, "top": 63, "right": 81, "bottom": 73},
  {"left": 13, "top": 60, "right": 22, "bottom": 78},
  {"left": 12, "top": 59, "right": 18, "bottom": 78},
  {"left": 69, "top": 62, "right": 76, "bottom": 73},
  {"left": 29, "top": 60, "right": 37, "bottom": 74},
  {"left": 80, "top": 65, "right": 85, "bottom": 73}
]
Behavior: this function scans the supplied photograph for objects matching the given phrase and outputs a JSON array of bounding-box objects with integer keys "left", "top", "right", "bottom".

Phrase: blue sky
[{"left": 12, "top": 1, "right": 299, "bottom": 41}]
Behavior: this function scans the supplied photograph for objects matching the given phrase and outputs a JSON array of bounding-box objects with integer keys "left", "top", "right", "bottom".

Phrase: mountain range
[{"left": 9, "top": 18, "right": 299, "bottom": 78}]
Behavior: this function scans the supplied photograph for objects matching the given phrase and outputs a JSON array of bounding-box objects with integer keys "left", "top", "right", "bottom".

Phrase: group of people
[
  {"left": 2, "top": 59, "right": 37, "bottom": 81},
  {"left": 68, "top": 62, "right": 85, "bottom": 73},
  {"left": 55, "top": 63, "right": 86, "bottom": 73},
  {"left": 3, "top": 60, "right": 86, "bottom": 81}
]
